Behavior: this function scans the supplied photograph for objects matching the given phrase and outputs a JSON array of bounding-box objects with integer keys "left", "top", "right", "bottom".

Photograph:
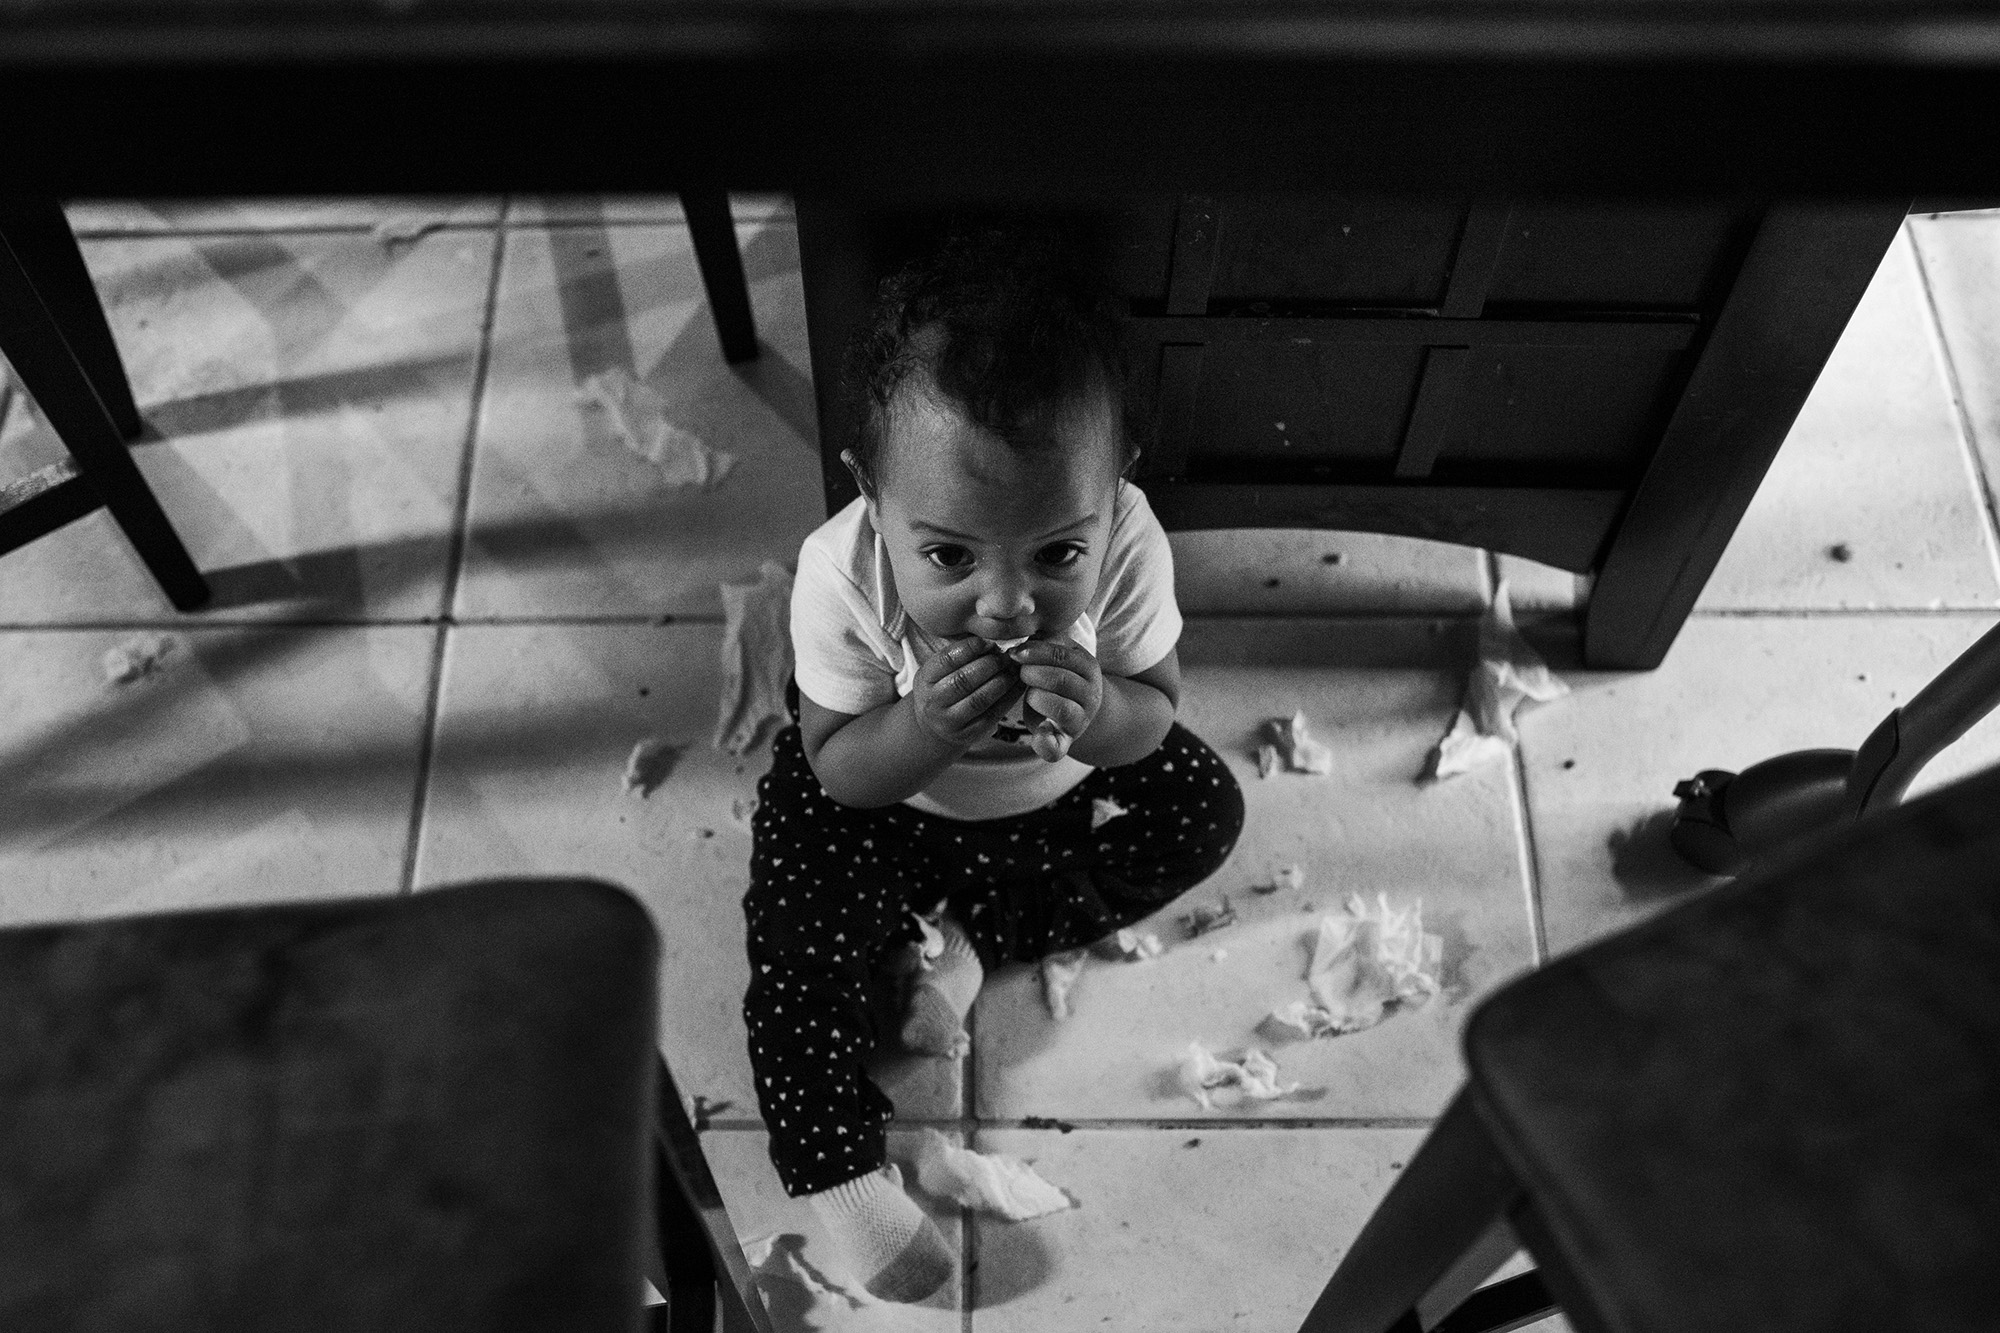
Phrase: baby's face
[{"left": 868, "top": 384, "right": 1122, "bottom": 647}]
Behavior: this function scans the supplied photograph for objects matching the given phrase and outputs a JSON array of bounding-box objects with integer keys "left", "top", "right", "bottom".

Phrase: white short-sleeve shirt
[{"left": 791, "top": 480, "right": 1182, "bottom": 821}]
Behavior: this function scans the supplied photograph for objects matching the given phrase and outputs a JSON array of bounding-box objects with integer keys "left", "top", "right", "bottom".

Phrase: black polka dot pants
[{"left": 742, "top": 720, "right": 1245, "bottom": 1196}]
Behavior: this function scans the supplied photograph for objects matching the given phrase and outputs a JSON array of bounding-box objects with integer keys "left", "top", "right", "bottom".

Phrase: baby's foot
[
  {"left": 807, "top": 1163, "right": 954, "bottom": 1304},
  {"left": 900, "top": 914, "right": 982, "bottom": 1058}
]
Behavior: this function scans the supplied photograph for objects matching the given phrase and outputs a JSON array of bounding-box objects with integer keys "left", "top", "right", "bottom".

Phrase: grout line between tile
[
  {"left": 1509, "top": 743, "right": 1550, "bottom": 967},
  {"left": 961, "top": 997, "right": 978, "bottom": 1328},
  {"left": 692, "top": 1116, "right": 1442, "bottom": 1132},
  {"left": 1686, "top": 606, "right": 2000, "bottom": 620},
  {"left": 395, "top": 223, "right": 509, "bottom": 898},
  {"left": 1908, "top": 218, "right": 2000, "bottom": 591},
  {"left": 67, "top": 220, "right": 509, "bottom": 242},
  {"left": 0, "top": 613, "right": 730, "bottom": 633}
]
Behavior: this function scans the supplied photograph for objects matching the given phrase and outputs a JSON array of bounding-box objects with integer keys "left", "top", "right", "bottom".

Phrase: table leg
[
  {"left": 0, "top": 204, "right": 208, "bottom": 611},
  {"left": 1582, "top": 201, "right": 1910, "bottom": 669},
  {"left": 0, "top": 199, "right": 142, "bottom": 439},
  {"left": 681, "top": 189, "right": 760, "bottom": 364}
]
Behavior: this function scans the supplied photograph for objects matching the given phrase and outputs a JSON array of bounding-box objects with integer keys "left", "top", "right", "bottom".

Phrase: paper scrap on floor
[
  {"left": 622, "top": 737, "right": 680, "bottom": 798},
  {"left": 713, "top": 561, "right": 795, "bottom": 754},
  {"left": 1040, "top": 948, "right": 1087, "bottom": 1019},
  {"left": 1180, "top": 895, "right": 1236, "bottom": 938},
  {"left": 1098, "top": 927, "right": 1164, "bottom": 961},
  {"left": 1425, "top": 581, "right": 1568, "bottom": 780},
  {"left": 578, "top": 367, "right": 737, "bottom": 488},
  {"left": 1266, "top": 711, "right": 1334, "bottom": 775},
  {"left": 1262, "top": 892, "right": 1442, "bottom": 1039},
  {"left": 369, "top": 210, "right": 450, "bottom": 246},
  {"left": 1090, "top": 795, "right": 1129, "bottom": 829},
  {"left": 741, "top": 1233, "right": 890, "bottom": 1326},
  {"left": 102, "top": 634, "right": 175, "bottom": 685},
  {"left": 1177, "top": 1042, "right": 1300, "bottom": 1110},
  {"left": 914, "top": 1128, "right": 1074, "bottom": 1221}
]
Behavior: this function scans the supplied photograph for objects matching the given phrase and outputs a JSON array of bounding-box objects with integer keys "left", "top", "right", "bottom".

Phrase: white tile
[
  {"left": 455, "top": 221, "right": 826, "bottom": 619},
  {"left": 1518, "top": 613, "right": 2000, "bottom": 957},
  {"left": 701, "top": 1128, "right": 964, "bottom": 1332},
  {"left": 507, "top": 195, "right": 794, "bottom": 227},
  {"left": 1696, "top": 227, "right": 2000, "bottom": 612},
  {"left": 0, "top": 230, "right": 495, "bottom": 624},
  {"left": 413, "top": 622, "right": 959, "bottom": 1125},
  {"left": 1170, "top": 528, "right": 1488, "bottom": 615},
  {"left": 63, "top": 197, "right": 503, "bottom": 236},
  {"left": 1495, "top": 554, "right": 1584, "bottom": 614},
  {"left": 966, "top": 1127, "right": 1423, "bottom": 1332},
  {"left": 1910, "top": 210, "right": 2000, "bottom": 539},
  {"left": 975, "top": 620, "right": 1538, "bottom": 1121},
  {"left": 0, "top": 626, "right": 434, "bottom": 926}
]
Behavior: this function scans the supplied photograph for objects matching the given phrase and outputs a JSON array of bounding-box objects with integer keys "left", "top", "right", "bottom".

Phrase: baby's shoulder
[{"left": 798, "top": 498, "right": 876, "bottom": 585}]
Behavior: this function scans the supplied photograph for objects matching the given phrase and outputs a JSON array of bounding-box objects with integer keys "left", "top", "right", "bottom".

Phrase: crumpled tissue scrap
[
  {"left": 1177, "top": 1042, "right": 1300, "bottom": 1110},
  {"left": 742, "top": 1232, "right": 876, "bottom": 1324},
  {"left": 578, "top": 367, "right": 737, "bottom": 489},
  {"left": 621, "top": 737, "right": 681, "bottom": 798},
  {"left": 1263, "top": 893, "right": 1442, "bottom": 1039},
  {"left": 1425, "top": 581, "right": 1568, "bottom": 781},
  {"left": 1098, "top": 927, "right": 1164, "bottom": 962},
  {"left": 368, "top": 210, "right": 450, "bottom": 246},
  {"left": 1180, "top": 895, "right": 1237, "bottom": 939},
  {"left": 1266, "top": 712, "right": 1334, "bottom": 775},
  {"left": 102, "top": 634, "right": 175, "bottom": 685},
  {"left": 1040, "top": 948, "right": 1088, "bottom": 1019},
  {"left": 914, "top": 1128, "right": 1074, "bottom": 1221},
  {"left": 1090, "top": 795, "right": 1130, "bottom": 829},
  {"left": 911, "top": 909, "right": 946, "bottom": 966},
  {"left": 713, "top": 562, "right": 795, "bottom": 754}
]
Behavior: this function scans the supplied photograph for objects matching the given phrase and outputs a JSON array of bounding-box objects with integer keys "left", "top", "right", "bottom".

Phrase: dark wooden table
[{"left": 8, "top": 1, "right": 2000, "bottom": 665}]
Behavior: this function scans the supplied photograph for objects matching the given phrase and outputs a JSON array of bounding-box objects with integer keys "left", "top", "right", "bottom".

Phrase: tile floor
[{"left": 5, "top": 196, "right": 2000, "bottom": 1331}]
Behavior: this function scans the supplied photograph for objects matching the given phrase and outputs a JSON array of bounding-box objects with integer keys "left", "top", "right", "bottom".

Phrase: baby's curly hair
[{"left": 847, "top": 220, "right": 1137, "bottom": 495}]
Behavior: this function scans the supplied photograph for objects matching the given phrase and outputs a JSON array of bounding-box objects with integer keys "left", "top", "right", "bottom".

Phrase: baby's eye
[
  {"left": 922, "top": 545, "right": 974, "bottom": 571},
  {"left": 1037, "top": 542, "right": 1087, "bottom": 569}
]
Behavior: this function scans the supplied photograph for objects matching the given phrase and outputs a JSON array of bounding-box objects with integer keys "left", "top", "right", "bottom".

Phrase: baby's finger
[
  {"left": 921, "top": 637, "right": 994, "bottom": 685},
  {"left": 1013, "top": 663, "right": 1090, "bottom": 698},
  {"left": 1025, "top": 687, "right": 1089, "bottom": 737},
  {"left": 937, "top": 651, "right": 1005, "bottom": 702},
  {"left": 950, "top": 668, "right": 1017, "bottom": 720},
  {"left": 1008, "top": 641, "right": 1091, "bottom": 674}
]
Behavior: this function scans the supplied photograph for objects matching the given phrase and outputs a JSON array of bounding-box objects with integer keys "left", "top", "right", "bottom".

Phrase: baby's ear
[{"left": 840, "top": 448, "right": 876, "bottom": 501}]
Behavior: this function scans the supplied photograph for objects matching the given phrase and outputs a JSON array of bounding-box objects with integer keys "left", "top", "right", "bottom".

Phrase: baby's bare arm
[{"left": 1066, "top": 649, "right": 1180, "bottom": 768}]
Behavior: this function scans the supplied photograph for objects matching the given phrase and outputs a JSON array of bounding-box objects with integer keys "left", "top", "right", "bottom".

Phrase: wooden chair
[
  {"left": 0, "top": 878, "right": 770, "bottom": 1333},
  {"left": 0, "top": 190, "right": 759, "bottom": 613},
  {"left": 1296, "top": 758, "right": 2000, "bottom": 1333},
  {"left": 794, "top": 195, "right": 1910, "bottom": 669}
]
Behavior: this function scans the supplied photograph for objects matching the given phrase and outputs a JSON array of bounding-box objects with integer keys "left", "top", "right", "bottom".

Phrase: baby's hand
[
  {"left": 913, "top": 638, "right": 1022, "bottom": 748},
  {"left": 1008, "top": 641, "right": 1104, "bottom": 757}
]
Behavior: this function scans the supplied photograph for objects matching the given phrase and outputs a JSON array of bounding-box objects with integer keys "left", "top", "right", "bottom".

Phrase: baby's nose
[{"left": 976, "top": 573, "right": 1033, "bottom": 619}]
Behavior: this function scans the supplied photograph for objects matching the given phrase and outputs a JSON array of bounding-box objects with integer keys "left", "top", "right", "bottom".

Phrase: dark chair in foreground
[
  {"left": 0, "top": 190, "right": 758, "bottom": 614},
  {"left": 0, "top": 878, "right": 769, "bottom": 1333},
  {"left": 1298, "top": 760, "right": 2000, "bottom": 1333}
]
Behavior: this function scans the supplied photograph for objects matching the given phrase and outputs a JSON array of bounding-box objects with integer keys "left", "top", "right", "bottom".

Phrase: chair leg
[
  {"left": 1297, "top": 1089, "right": 1541, "bottom": 1333},
  {"left": 0, "top": 204, "right": 209, "bottom": 611},
  {"left": 0, "top": 199, "right": 143, "bottom": 439},
  {"left": 653, "top": 1054, "right": 772, "bottom": 1333},
  {"left": 680, "top": 189, "right": 760, "bottom": 364}
]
